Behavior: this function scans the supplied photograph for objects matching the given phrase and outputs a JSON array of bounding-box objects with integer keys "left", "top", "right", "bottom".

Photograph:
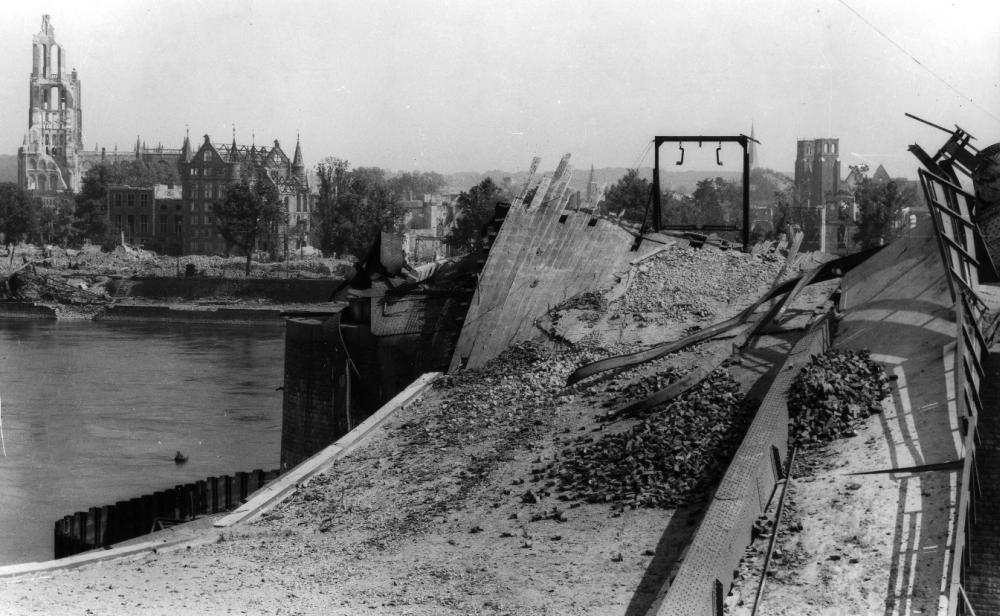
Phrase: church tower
[
  {"left": 18, "top": 15, "right": 84, "bottom": 195},
  {"left": 794, "top": 138, "right": 841, "bottom": 206}
]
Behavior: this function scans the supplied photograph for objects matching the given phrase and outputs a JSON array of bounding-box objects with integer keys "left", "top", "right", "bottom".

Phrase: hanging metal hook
[
  {"left": 676, "top": 142, "right": 685, "bottom": 166},
  {"left": 716, "top": 141, "right": 723, "bottom": 166}
]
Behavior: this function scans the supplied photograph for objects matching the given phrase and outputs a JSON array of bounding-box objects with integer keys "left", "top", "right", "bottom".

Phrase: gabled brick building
[{"left": 179, "top": 133, "right": 312, "bottom": 256}]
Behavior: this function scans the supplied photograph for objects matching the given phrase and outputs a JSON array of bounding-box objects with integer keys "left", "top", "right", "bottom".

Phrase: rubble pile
[
  {"left": 612, "top": 246, "right": 784, "bottom": 323},
  {"left": 788, "top": 349, "right": 892, "bottom": 445},
  {"left": 4, "top": 243, "right": 350, "bottom": 279},
  {"left": 614, "top": 366, "right": 685, "bottom": 402},
  {"left": 7, "top": 268, "right": 108, "bottom": 305},
  {"left": 541, "top": 369, "right": 751, "bottom": 509},
  {"left": 410, "top": 342, "right": 577, "bottom": 449},
  {"left": 571, "top": 364, "right": 687, "bottom": 410}
]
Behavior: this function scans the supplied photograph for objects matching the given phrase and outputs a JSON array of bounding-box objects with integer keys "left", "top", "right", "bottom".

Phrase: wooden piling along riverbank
[{"left": 53, "top": 469, "right": 280, "bottom": 559}]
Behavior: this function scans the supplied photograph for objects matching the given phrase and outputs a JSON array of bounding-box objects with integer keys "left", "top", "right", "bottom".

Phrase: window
[
  {"left": 140, "top": 215, "right": 148, "bottom": 233},
  {"left": 114, "top": 215, "right": 122, "bottom": 231},
  {"left": 127, "top": 215, "right": 135, "bottom": 233},
  {"left": 175, "top": 215, "right": 183, "bottom": 233},
  {"left": 127, "top": 193, "right": 136, "bottom": 208},
  {"left": 113, "top": 193, "right": 123, "bottom": 207},
  {"left": 139, "top": 193, "right": 149, "bottom": 208},
  {"left": 159, "top": 215, "right": 168, "bottom": 233}
]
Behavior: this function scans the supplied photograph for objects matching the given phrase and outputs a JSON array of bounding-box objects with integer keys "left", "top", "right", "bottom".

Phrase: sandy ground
[{"left": 724, "top": 245, "right": 961, "bottom": 615}]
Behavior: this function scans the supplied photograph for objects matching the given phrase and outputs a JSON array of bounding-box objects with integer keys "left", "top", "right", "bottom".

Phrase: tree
[
  {"left": 213, "top": 180, "right": 287, "bottom": 276},
  {"left": 0, "top": 183, "right": 38, "bottom": 250},
  {"left": 75, "top": 163, "right": 115, "bottom": 246},
  {"left": 690, "top": 177, "right": 741, "bottom": 227},
  {"left": 660, "top": 190, "right": 694, "bottom": 227},
  {"left": 36, "top": 196, "right": 76, "bottom": 246},
  {"left": 602, "top": 169, "right": 651, "bottom": 224},
  {"left": 313, "top": 157, "right": 350, "bottom": 254},
  {"left": 443, "top": 177, "right": 503, "bottom": 253},
  {"left": 853, "top": 178, "right": 917, "bottom": 249},
  {"left": 311, "top": 159, "right": 405, "bottom": 259}
]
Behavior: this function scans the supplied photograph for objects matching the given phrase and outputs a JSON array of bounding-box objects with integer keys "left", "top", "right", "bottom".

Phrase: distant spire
[
  {"left": 135, "top": 136, "right": 141, "bottom": 154},
  {"left": 291, "top": 134, "right": 305, "bottom": 181},
  {"left": 230, "top": 124, "right": 239, "bottom": 163},
  {"left": 292, "top": 134, "right": 304, "bottom": 169},
  {"left": 181, "top": 126, "right": 192, "bottom": 163}
]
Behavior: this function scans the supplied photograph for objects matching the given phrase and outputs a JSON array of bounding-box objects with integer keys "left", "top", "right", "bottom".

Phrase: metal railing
[
  {"left": 919, "top": 168, "right": 987, "bottom": 304},
  {"left": 919, "top": 166, "right": 989, "bottom": 616},
  {"left": 950, "top": 289, "right": 986, "bottom": 615}
]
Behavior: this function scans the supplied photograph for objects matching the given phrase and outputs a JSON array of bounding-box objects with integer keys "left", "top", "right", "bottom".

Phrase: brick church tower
[
  {"left": 17, "top": 15, "right": 84, "bottom": 196},
  {"left": 794, "top": 138, "right": 841, "bottom": 206}
]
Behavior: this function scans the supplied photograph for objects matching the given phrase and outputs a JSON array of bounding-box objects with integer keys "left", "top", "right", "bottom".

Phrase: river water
[{"left": 0, "top": 319, "right": 285, "bottom": 565}]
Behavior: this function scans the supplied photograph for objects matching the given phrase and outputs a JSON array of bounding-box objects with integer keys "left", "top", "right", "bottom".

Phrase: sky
[{"left": 1, "top": 0, "right": 998, "bottom": 178}]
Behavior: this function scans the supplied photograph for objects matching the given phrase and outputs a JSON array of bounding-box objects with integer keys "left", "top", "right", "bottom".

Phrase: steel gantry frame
[{"left": 652, "top": 134, "right": 758, "bottom": 251}]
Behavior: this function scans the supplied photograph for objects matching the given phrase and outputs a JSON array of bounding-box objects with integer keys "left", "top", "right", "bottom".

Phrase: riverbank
[
  {"left": 0, "top": 299, "right": 344, "bottom": 323},
  {"left": 0, "top": 243, "right": 352, "bottom": 321}
]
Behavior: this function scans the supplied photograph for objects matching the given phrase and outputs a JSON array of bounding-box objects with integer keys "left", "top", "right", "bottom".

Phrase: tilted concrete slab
[{"left": 450, "top": 206, "right": 664, "bottom": 371}]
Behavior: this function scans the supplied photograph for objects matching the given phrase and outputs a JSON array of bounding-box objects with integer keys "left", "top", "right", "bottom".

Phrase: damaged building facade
[
  {"left": 16, "top": 14, "right": 313, "bottom": 255},
  {"left": 179, "top": 133, "right": 312, "bottom": 256}
]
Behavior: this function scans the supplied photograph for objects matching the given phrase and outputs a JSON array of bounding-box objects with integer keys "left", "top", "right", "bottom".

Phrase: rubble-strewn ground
[
  {"left": 1, "top": 241, "right": 825, "bottom": 615},
  {"left": 538, "top": 244, "right": 785, "bottom": 349},
  {"left": 0, "top": 243, "right": 353, "bottom": 318},
  {"left": 1, "top": 242, "right": 351, "bottom": 281}
]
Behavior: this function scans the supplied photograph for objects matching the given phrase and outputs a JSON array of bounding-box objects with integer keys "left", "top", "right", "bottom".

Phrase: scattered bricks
[
  {"left": 787, "top": 349, "right": 891, "bottom": 445},
  {"left": 540, "top": 369, "right": 754, "bottom": 510}
]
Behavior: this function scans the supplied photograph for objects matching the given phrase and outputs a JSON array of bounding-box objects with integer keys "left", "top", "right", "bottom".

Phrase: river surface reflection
[{"left": 0, "top": 319, "right": 285, "bottom": 565}]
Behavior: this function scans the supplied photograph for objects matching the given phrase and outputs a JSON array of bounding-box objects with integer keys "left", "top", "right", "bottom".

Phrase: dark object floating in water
[{"left": 174, "top": 451, "right": 188, "bottom": 464}]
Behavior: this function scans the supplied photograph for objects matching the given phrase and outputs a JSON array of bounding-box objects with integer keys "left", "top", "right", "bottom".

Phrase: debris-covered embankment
[{"left": 0, "top": 240, "right": 813, "bottom": 615}]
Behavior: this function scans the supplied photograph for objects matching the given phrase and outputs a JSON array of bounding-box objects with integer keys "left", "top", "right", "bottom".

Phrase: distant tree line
[
  {"left": 598, "top": 166, "right": 918, "bottom": 248},
  {"left": 0, "top": 155, "right": 920, "bottom": 261},
  {"left": 311, "top": 159, "right": 449, "bottom": 259}
]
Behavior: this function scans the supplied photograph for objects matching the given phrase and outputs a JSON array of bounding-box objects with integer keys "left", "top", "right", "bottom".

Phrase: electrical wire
[
  {"left": 631, "top": 139, "right": 654, "bottom": 173},
  {"left": 0, "top": 392, "right": 6, "bottom": 457},
  {"left": 835, "top": 0, "right": 1000, "bottom": 126}
]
